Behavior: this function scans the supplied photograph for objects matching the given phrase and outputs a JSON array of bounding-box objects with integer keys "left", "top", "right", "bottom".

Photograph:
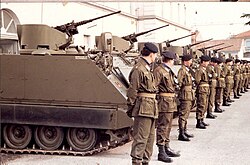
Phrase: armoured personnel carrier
[{"left": 0, "top": 11, "right": 135, "bottom": 155}]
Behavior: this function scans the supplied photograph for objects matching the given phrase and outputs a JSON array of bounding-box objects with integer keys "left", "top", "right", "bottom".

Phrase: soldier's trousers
[
  {"left": 215, "top": 87, "right": 223, "bottom": 106},
  {"left": 156, "top": 112, "right": 173, "bottom": 146},
  {"left": 178, "top": 100, "right": 192, "bottom": 130},
  {"left": 196, "top": 92, "right": 209, "bottom": 120},
  {"left": 233, "top": 78, "right": 240, "bottom": 95},
  {"left": 223, "top": 83, "right": 231, "bottom": 99},
  {"left": 131, "top": 116, "right": 155, "bottom": 164},
  {"left": 207, "top": 87, "right": 216, "bottom": 114}
]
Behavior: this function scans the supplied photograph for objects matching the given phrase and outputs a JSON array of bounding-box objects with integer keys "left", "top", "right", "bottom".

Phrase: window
[{"left": 245, "top": 39, "right": 250, "bottom": 52}]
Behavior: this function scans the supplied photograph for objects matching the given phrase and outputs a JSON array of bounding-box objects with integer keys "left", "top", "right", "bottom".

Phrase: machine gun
[
  {"left": 212, "top": 45, "right": 234, "bottom": 53},
  {"left": 122, "top": 25, "right": 169, "bottom": 53},
  {"left": 53, "top": 11, "right": 121, "bottom": 50},
  {"left": 183, "top": 38, "right": 213, "bottom": 55},
  {"left": 198, "top": 43, "right": 224, "bottom": 55},
  {"left": 164, "top": 33, "right": 196, "bottom": 47}
]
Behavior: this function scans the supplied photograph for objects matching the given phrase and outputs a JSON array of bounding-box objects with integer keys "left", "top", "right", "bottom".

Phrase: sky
[{"left": 179, "top": 2, "right": 250, "bottom": 39}]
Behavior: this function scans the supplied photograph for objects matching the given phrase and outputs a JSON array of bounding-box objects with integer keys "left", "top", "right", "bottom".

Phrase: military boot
[
  {"left": 196, "top": 119, "right": 206, "bottom": 129},
  {"left": 237, "top": 91, "right": 242, "bottom": 96},
  {"left": 222, "top": 97, "right": 230, "bottom": 106},
  {"left": 164, "top": 145, "right": 181, "bottom": 157},
  {"left": 178, "top": 129, "right": 190, "bottom": 141},
  {"left": 142, "top": 162, "right": 148, "bottom": 165},
  {"left": 234, "top": 92, "right": 240, "bottom": 99},
  {"left": 184, "top": 124, "right": 194, "bottom": 138},
  {"left": 214, "top": 104, "right": 223, "bottom": 113},
  {"left": 240, "top": 89, "right": 245, "bottom": 93},
  {"left": 201, "top": 118, "right": 209, "bottom": 126},
  {"left": 157, "top": 145, "right": 173, "bottom": 163},
  {"left": 227, "top": 97, "right": 234, "bottom": 103}
]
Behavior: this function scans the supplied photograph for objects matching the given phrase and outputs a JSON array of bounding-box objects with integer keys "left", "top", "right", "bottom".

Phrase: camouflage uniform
[
  {"left": 127, "top": 57, "right": 158, "bottom": 164},
  {"left": 154, "top": 63, "right": 177, "bottom": 147},
  {"left": 215, "top": 64, "right": 225, "bottom": 110},
  {"left": 233, "top": 63, "right": 241, "bottom": 98},
  {"left": 223, "top": 64, "right": 234, "bottom": 103},
  {"left": 177, "top": 65, "right": 194, "bottom": 138},
  {"left": 206, "top": 64, "right": 217, "bottom": 117},
  {"left": 195, "top": 65, "right": 210, "bottom": 122}
]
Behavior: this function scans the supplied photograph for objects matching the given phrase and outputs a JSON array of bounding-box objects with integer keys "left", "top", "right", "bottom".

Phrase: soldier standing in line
[
  {"left": 177, "top": 55, "right": 194, "bottom": 141},
  {"left": 233, "top": 59, "right": 241, "bottom": 99},
  {"left": 239, "top": 60, "right": 245, "bottom": 94},
  {"left": 154, "top": 51, "right": 181, "bottom": 163},
  {"left": 243, "top": 60, "right": 249, "bottom": 92},
  {"left": 206, "top": 57, "right": 218, "bottom": 119},
  {"left": 214, "top": 57, "right": 225, "bottom": 113},
  {"left": 223, "top": 58, "right": 234, "bottom": 105},
  {"left": 195, "top": 55, "right": 210, "bottom": 129},
  {"left": 126, "top": 42, "right": 158, "bottom": 165}
]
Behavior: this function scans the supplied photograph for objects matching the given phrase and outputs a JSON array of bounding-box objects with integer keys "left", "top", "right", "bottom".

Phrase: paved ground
[{"left": 1, "top": 91, "right": 250, "bottom": 165}]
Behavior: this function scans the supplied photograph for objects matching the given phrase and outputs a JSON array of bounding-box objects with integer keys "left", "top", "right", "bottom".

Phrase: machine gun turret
[
  {"left": 198, "top": 43, "right": 224, "bottom": 54},
  {"left": 121, "top": 25, "right": 169, "bottom": 53},
  {"left": 164, "top": 33, "right": 196, "bottom": 47},
  {"left": 212, "top": 45, "right": 234, "bottom": 53},
  {"left": 183, "top": 38, "right": 213, "bottom": 56},
  {"left": 53, "top": 11, "right": 121, "bottom": 50}
]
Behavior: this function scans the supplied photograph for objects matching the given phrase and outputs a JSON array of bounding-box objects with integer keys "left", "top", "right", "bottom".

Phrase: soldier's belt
[
  {"left": 182, "top": 85, "right": 192, "bottom": 90},
  {"left": 137, "top": 93, "right": 156, "bottom": 98},
  {"left": 226, "top": 76, "right": 233, "bottom": 78},
  {"left": 218, "top": 78, "right": 225, "bottom": 80},
  {"left": 199, "top": 84, "right": 209, "bottom": 87},
  {"left": 159, "top": 93, "right": 175, "bottom": 97}
]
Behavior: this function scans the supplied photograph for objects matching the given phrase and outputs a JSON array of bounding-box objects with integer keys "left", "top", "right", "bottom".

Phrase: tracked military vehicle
[{"left": 0, "top": 11, "right": 136, "bottom": 155}]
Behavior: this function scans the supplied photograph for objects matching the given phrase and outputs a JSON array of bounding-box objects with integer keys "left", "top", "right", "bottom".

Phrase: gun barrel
[
  {"left": 213, "top": 45, "right": 234, "bottom": 52},
  {"left": 75, "top": 11, "right": 121, "bottom": 26},
  {"left": 122, "top": 24, "right": 169, "bottom": 41},
  {"left": 199, "top": 43, "right": 225, "bottom": 51},
  {"left": 165, "top": 32, "right": 196, "bottom": 44},
  {"left": 188, "top": 38, "right": 213, "bottom": 48}
]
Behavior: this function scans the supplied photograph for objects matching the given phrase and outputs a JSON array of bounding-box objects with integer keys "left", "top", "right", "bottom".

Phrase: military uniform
[
  {"left": 206, "top": 60, "right": 217, "bottom": 119},
  {"left": 240, "top": 62, "right": 245, "bottom": 93},
  {"left": 243, "top": 61, "right": 249, "bottom": 92},
  {"left": 214, "top": 58, "right": 226, "bottom": 112},
  {"left": 127, "top": 43, "right": 158, "bottom": 165},
  {"left": 154, "top": 51, "right": 180, "bottom": 163},
  {"left": 233, "top": 59, "right": 241, "bottom": 98},
  {"left": 195, "top": 62, "right": 210, "bottom": 129},
  {"left": 223, "top": 59, "right": 234, "bottom": 104},
  {"left": 177, "top": 55, "right": 194, "bottom": 141}
]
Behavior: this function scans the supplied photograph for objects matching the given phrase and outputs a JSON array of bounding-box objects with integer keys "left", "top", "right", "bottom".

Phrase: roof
[
  {"left": 231, "top": 30, "right": 250, "bottom": 39},
  {"left": 193, "top": 38, "right": 242, "bottom": 52}
]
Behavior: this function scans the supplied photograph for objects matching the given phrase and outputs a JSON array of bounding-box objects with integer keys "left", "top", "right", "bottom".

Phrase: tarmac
[{"left": 1, "top": 90, "right": 250, "bottom": 165}]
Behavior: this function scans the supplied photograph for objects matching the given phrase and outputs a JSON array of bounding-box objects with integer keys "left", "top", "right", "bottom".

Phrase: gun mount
[
  {"left": 121, "top": 25, "right": 169, "bottom": 53},
  {"left": 183, "top": 38, "right": 213, "bottom": 56},
  {"left": 164, "top": 33, "right": 196, "bottom": 47},
  {"left": 53, "top": 11, "right": 121, "bottom": 50}
]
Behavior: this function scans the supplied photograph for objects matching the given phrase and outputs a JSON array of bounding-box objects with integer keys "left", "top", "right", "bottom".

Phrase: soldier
[
  {"left": 127, "top": 42, "right": 158, "bottom": 165},
  {"left": 154, "top": 51, "right": 180, "bottom": 163},
  {"left": 206, "top": 57, "right": 218, "bottom": 119},
  {"left": 223, "top": 58, "right": 234, "bottom": 106},
  {"left": 195, "top": 55, "right": 210, "bottom": 129},
  {"left": 214, "top": 57, "right": 225, "bottom": 113},
  {"left": 233, "top": 59, "right": 241, "bottom": 99},
  {"left": 177, "top": 54, "right": 194, "bottom": 141},
  {"left": 243, "top": 60, "right": 249, "bottom": 92},
  {"left": 239, "top": 60, "right": 245, "bottom": 94}
]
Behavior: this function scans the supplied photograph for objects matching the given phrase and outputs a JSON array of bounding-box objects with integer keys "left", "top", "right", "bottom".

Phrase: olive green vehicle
[{"left": 0, "top": 11, "right": 137, "bottom": 155}]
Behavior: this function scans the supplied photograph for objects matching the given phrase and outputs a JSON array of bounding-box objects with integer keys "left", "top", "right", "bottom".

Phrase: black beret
[
  {"left": 200, "top": 55, "right": 211, "bottom": 62},
  {"left": 144, "top": 42, "right": 158, "bottom": 53},
  {"left": 235, "top": 59, "right": 241, "bottom": 63},
  {"left": 217, "top": 57, "right": 225, "bottom": 64},
  {"left": 182, "top": 55, "right": 192, "bottom": 61},
  {"left": 211, "top": 57, "right": 218, "bottom": 63},
  {"left": 162, "top": 51, "right": 176, "bottom": 59},
  {"left": 225, "top": 58, "right": 233, "bottom": 63}
]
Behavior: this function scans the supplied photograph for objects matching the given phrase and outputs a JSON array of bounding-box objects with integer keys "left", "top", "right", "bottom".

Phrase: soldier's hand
[{"left": 126, "top": 104, "right": 134, "bottom": 118}]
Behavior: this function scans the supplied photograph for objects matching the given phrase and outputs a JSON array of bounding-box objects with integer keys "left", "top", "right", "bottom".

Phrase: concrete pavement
[{"left": 2, "top": 91, "right": 250, "bottom": 165}]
